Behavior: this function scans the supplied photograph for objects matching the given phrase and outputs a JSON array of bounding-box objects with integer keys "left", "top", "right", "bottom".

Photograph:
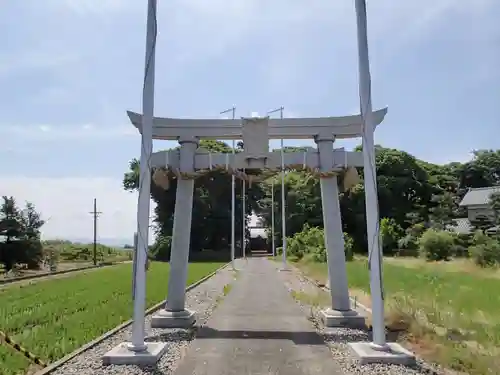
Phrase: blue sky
[{"left": 1, "top": 0, "right": 499, "bottom": 244}]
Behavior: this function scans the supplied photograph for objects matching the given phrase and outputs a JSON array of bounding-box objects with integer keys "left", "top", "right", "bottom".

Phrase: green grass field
[
  {"left": 1, "top": 344, "right": 32, "bottom": 375},
  {"left": 0, "top": 261, "right": 223, "bottom": 375},
  {"left": 295, "top": 258, "right": 500, "bottom": 374}
]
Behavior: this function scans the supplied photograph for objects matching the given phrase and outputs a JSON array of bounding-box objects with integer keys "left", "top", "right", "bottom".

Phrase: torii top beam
[{"left": 127, "top": 107, "right": 388, "bottom": 140}]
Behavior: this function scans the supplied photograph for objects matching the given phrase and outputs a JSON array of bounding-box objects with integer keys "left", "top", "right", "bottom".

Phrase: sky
[{"left": 1, "top": 0, "right": 499, "bottom": 245}]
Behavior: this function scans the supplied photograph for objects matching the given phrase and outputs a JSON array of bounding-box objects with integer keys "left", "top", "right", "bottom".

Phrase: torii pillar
[
  {"left": 315, "top": 135, "right": 365, "bottom": 327},
  {"left": 151, "top": 138, "right": 199, "bottom": 328}
]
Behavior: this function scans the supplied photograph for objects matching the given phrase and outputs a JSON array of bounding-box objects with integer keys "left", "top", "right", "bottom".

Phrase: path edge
[
  {"left": 274, "top": 260, "right": 373, "bottom": 314},
  {"left": 34, "top": 261, "right": 231, "bottom": 375}
]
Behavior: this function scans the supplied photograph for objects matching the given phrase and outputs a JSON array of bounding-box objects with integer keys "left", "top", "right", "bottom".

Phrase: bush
[
  {"left": 397, "top": 223, "right": 426, "bottom": 257},
  {"left": 418, "top": 229, "right": 455, "bottom": 261},
  {"left": 397, "top": 234, "right": 419, "bottom": 256},
  {"left": 285, "top": 224, "right": 324, "bottom": 261},
  {"left": 19, "top": 239, "right": 44, "bottom": 269},
  {"left": 471, "top": 230, "right": 491, "bottom": 246},
  {"left": 451, "top": 232, "right": 472, "bottom": 258},
  {"left": 469, "top": 231, "right": 500, "bottom": 267},
  {"left": 380, "top": 218, "right": 403, "bottom": 255},
  {"left": 43, "top": 245, "right": 60, "bottom": 266},
  {"left": 284, "top": 224, "right": 353, "bottom": 263},
  {"left": 409, "top": 223, "right": 426, "bottom": 237},
  {"left": 344, "top": 234, "right": 354, "bottom": 261},
  {"left": 55, "top": 243, "right": 127, "bottom": 263},
  {"left": 150, "top": 235, "right": 172, "bottom": 261}
]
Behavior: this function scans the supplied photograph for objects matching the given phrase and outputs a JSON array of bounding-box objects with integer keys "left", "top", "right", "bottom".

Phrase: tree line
[{"left": 123, "top": 143, "right": 500, "bottom": 264}]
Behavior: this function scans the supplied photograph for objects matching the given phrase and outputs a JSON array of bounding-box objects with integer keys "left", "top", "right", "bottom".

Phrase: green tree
[
  {"left": 123, "top": 140, "right": 265, "bottom": 258},
  {"left": 455, "top": 150, "right": 500, "bottom": 190},
  {"left": 256, "top": 171, "right": 322, "bottom": 248},
  {"left": 489, "top": 191, "right": 500, "bottom": 228},
  {"left": 380, "top": 217, "right": 403, "bottom": 255},
  {"left": 18, "top": 202, "right": 45, "bottom": 268},
  {"left": 0, "top": 196, "right": 23, "bottom": 271},
  {"left": 123, "top": 140, "right": 500, "bottom": 261},
  {"left": 428, "top": 192, "right": 459, "bottom": 230},
  {"left": 0, "top": 197, "right": 45, "bottom": 271},
  {"left": 340, "top": 146, "right": 436, "bottom": 252}
]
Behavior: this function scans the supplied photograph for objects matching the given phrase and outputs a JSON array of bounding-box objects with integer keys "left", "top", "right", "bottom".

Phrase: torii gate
[
  {"left": 128, "top": 108, "right": 385, "bottom": 332},
  {"left": 102, "top": 0, "right": 415, "bottom": 367}
]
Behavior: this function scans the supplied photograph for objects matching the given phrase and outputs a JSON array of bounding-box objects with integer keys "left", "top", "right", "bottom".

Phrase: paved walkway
[{"left": 173, "top": 258, "right": 343, "bottom": 375}]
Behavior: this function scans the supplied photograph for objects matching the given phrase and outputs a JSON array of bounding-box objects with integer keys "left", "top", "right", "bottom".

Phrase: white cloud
[
  {"left": 38, "top": 125, "right": 51, "bottom": 132},
  {"left": 0, "top": 176, "right": 154, "bottom": 244}
]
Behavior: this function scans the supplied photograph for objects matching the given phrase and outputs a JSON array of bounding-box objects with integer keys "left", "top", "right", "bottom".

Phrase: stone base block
[
  {"left": 151, "top": 308, "right": 196, "bottom": 328},
  {"left": 320, "top": 308, "right": 366, "bottom": 328},
  {"left": 348, "top": 342, "right": 416, "bottom": 366},
  {"left": 102, "top": 341, "right": 167, "bottom": 366}
]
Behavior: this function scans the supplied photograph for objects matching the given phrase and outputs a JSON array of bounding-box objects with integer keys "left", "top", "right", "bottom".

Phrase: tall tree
[
  {"left": 428, "top": 192, "right": 459, "bottom": 230},
  {"left": 123, "top": 142, "right": 500, "bottom": 257},
  {"left": 0, "top": 196, "right": 23, "bottom": 271},
  {"left": 0, "top": 197, "right": 44, "bottom": 271},
  {"left": 123, "top": 140, "right": 265, "bottom": 258},
  {"left": 456, "top": 150, "right": 500, "bottom": 189},
  {"left": 19, "top": 202, "right": 45, "bottom": 268}
]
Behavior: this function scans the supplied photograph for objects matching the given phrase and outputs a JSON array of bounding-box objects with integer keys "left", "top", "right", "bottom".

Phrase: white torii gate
[
  {"left": 102, "top": 0, "right": 415, "bottom": 367},
  {"left": 131, "top": 109, "right": 381, "bottom": 326}
]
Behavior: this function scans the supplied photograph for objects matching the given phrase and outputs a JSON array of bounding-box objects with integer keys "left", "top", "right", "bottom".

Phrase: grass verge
[
  {"left": 0, "top": 261, "right": 223, "bottom": 375},
  {"left": 293, "top": 258, "right": 500, "bottom": 375}
]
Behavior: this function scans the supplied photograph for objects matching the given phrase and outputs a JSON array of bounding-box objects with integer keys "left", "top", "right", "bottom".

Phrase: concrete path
[{"left": 173, "top": 258, "right": 343, "bottom": 375}]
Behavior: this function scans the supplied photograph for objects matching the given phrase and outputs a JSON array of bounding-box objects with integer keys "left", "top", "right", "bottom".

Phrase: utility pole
[{"left": 89, "top": 198, "right": 102, "bottom": 266}]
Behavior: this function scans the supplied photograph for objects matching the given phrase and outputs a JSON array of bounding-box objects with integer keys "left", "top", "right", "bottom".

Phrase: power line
[{"left": 89, "top": 198, "right": 102, "bottom": 266}]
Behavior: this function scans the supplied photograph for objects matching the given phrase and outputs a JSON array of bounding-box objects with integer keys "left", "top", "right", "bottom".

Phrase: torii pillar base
[
  {"left": 151, "top": 309, "right": 196, "bottom": 328},
  {"left": 348, "top": 342, "right": 416, "bottom": 366},
  {"left": 102, "top": 342, "right": 168, "bottom": 366},
  {"left": 320, "top": 308, "right": 366, "bottom": 328}
]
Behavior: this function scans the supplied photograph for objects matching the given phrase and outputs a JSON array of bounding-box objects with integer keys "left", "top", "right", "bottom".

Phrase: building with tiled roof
[{"left": 454, "top": 186, "right": 500, "bottom": 234}]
